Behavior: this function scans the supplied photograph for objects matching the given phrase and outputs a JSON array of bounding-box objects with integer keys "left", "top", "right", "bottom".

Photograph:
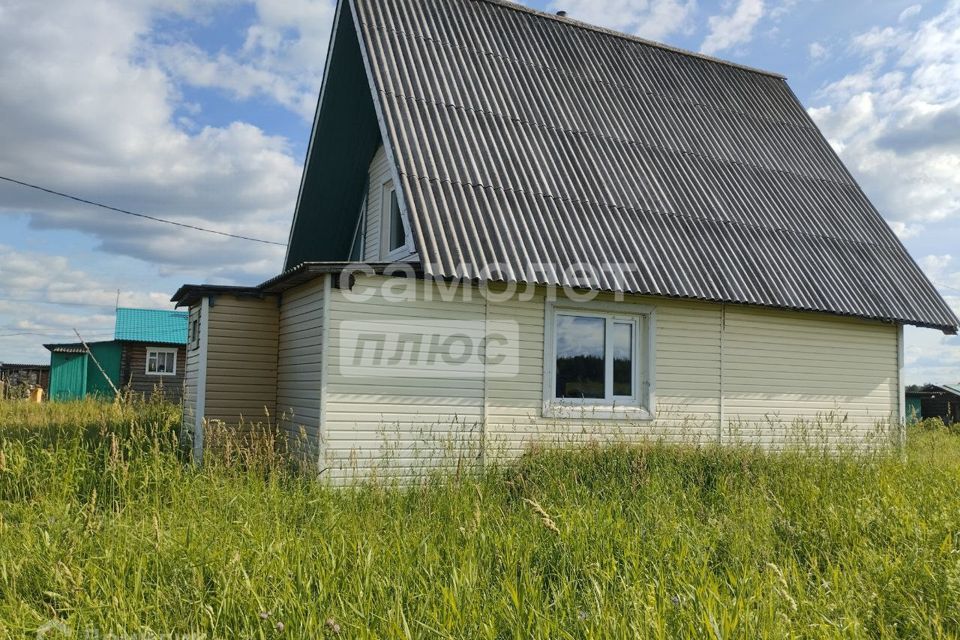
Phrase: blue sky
[{"left": 0, "top": 0, "right": 958, "bottom": 383}]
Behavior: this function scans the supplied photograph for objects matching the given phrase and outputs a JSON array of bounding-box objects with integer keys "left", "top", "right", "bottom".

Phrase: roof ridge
[{"left": 471, "top": 0, "right": 787, "bottom": 80}]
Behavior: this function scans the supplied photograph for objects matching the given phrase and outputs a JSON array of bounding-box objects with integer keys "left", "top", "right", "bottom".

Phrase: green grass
[{"left": 1, "top": 399, "right": 959, "bottom": 638}]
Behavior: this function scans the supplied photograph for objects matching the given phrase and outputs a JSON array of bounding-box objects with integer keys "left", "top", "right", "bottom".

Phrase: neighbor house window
[
  {"left": 380, "top": 183, "right": 407, "bottom": 258},
  {"left": 188, "top": 317, "right": 200, "bottom": 350},
  {"left": 544, "top": 302, "right": 655, "bottom": 419},
  {"left": 146, "top": 348, "right": 177, "bottom": 376}
]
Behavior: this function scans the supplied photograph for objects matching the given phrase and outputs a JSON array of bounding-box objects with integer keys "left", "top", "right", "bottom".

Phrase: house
[
  {"left": 172, "top": 0, "right": 959, "bottom": 477},
  {"left": 44, "top": 308, "right": 188, "bottom": 401},
  {"left": 906, "top": 385, "right": 960, "bottom": 425},
  {"left": 0, "top": 363, "right": 50, "bottom": 399}
]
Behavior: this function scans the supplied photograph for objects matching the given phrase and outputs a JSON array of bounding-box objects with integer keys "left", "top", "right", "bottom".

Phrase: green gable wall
[
  {"left": 48, "top": 342, "right": 123, "bottom": 400},
  {"left": 284, "top": 0, "right": 382, "bottom": 269},
  {"left": 49, "top": 352, "right": 88, "bottom": 401},
  {"left": 86, "top": 342, "right": 122, "bottom": 397}
]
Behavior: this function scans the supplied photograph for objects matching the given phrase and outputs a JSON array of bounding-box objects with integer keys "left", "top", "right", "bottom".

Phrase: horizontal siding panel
[
  {"left": 276, "top": 278, "right": 326, "bottom": 449},
  {"left": 204, "top": 296, "right": 278, "bottom": 426}
]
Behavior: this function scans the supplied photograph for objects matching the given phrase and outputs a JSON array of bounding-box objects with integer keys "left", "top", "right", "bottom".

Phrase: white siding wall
[
  {"left": 324, "top": 278, "right": 485, "bottom": 478},
  {"left": 204, "top": 296, "right": 279, "bottom": 425},
  {"left": 276, "top": 278, "right": 326, "bottom": 453},
  {"left": 722, "top": 307, "right": 898, "bottom": 447},
  {"left": 363, "top": 146, "right": 391, "bottom": 261},
  {"left": 322, "top": 276, "right": 899, "bottom": 477}
]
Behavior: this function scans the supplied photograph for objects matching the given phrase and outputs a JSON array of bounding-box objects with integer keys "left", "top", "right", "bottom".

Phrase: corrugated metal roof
[
  {"left": 114, "top": 308, "right": 188, "bottom": 344},
  {"left": 939, "top": 384, "right": 960, "bottom": 397},
  {"left": 347, "top": 0, "right": 958, "bottom": 333},
  {"left": 44, "top": 342, "right": 93, "bottom": 354}
]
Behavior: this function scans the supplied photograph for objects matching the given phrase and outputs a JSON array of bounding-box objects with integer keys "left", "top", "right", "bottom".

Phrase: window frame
[
  {"left": 379, "top": 182, "right": 411, "bottom": 261},
  {"left": 145, "top": 347, "right": 178, "bottom": 377},
  {"left": 543, "top": 300, "right": 656, "bottom": 420},
  {"left": 188, "top": 315, "right": 200, "bottom": 352}
]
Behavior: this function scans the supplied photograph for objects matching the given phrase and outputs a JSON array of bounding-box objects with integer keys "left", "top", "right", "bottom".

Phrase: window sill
[
  {"left": 382, "top": 247, "right": 417, "bottom": 262},
  {"left": 145, "top": 373, "right": 177, "bottom": 377},
  {"left": 542, "top": 402, "right": 654, "bottom": 421}
]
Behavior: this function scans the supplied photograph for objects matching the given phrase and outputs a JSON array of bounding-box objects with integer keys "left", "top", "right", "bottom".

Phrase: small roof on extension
[
  {"left": 114, "top": 308, "right": 188, "bottom": 344},
  {"left": 44, "top": 342, "right": 105, "bottom": 354}
]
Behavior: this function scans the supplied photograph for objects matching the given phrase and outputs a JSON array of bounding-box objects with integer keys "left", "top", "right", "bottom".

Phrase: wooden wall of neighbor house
[
  {"left": 276, "top": 277, "right": 326, "bottom": 454},
  {"left": 920, "top": 391, "right": 960, "bottom": 424},
  {"left": 120, "top": 343, "right": 186, "bottom": 401},
  {"left": 203, "top": 295, "right": 279, "bottom": 426},
  {"left": 363, "top": 145, "right": 391, "bottom": 261},
  {"left": 0, "top": 366, "right": 50, "bottom": 398},
  {"left": 319, "top": 275, "right": 899, "bottom": 479}
]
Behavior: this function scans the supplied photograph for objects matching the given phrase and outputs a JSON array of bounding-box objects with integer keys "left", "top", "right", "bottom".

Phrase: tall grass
[{"left": 1, "top": 399, "right": 959, "bottom": 638}]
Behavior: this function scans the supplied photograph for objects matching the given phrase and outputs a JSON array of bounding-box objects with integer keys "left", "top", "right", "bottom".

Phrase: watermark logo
[
  {"left": 334, "top": 261, "right": 641, "bottom": 305},
  {"left": 337, "top": 319, "right": 520, "bottom": 379}
]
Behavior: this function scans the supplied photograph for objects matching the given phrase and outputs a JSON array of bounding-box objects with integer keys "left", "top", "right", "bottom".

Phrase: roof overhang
[
  {"left": 173, "top": 261, "right": 957, "bottom": 333},
  {"left": 932, "top": 384, "right": 960, "bottom": 398},
  {"left": 171, "top": 262, "right": 422, "bottom": 307}
]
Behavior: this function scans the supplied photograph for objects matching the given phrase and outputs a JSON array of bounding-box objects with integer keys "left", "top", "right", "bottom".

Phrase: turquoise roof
[{"left": 114, "top": 308, "right": 188, "bottom": 344}]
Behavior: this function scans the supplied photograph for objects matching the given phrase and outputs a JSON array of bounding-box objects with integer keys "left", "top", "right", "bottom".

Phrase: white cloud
[
  {"left": 809, "top": 41, "right": 828, "bottom": 61},
  {"left": 700, "top": 0, "right": 766, "bottom": 55},
  {"left": 899, "top": 4, "right": 923, "bottom": 22},
  {"left": 0, "top": 0, "right": 301, "bottom": 280},
  {"left": 809, "top": 2, "right": 960, "bottom": 231},
  {"left": 547, "top": 0, "right": 697, "bottom": 41},
  {"left": 156, "top": 0, "right": 335, "bottom": 120},
  {"left": 905, "top": 253, "right": 960, "bottom": 384},
  {"left": 0, "top": 245, "right": 177, "bottom": 363},
  {"left": 889, "top": 220, "right": 924, "bottom": 239}
]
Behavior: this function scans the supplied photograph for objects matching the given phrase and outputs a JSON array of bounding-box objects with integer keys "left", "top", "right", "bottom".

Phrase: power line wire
[
  {"left": 0, "top": 297, "right": 123, "bottom": 309},
  {"left": 0, "top": 335, "right": 112, "bottom": 339},
  {"left": 0, "top": 175, "right": 287, "bottom": 246},
  {"left": 934, "top": 281, "right": 960, "bottom": 295}
]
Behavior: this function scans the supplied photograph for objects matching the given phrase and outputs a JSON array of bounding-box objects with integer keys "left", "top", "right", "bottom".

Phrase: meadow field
[{"left": 1, "top": 399, "right": 959, "bottom": 638}]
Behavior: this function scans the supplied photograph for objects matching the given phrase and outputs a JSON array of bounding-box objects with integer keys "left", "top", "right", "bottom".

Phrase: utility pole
[{"left": 74, "top": 328, "right": 121, "bottom": 400}]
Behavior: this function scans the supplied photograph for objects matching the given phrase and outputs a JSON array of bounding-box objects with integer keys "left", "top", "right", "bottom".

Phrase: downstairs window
[{"left": 544, "top": 302, "right": 655, "bottom": 419}]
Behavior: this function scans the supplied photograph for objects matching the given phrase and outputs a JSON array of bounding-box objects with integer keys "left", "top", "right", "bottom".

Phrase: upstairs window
[
  {"left": 380, "top": 184, "right": 408, "bottom": 259},
  {"left": 146, "top": 348, "right": 177, "bottom": 376},
  {"left": 188, "top": 316, "right": 200, "bottom": 350}
]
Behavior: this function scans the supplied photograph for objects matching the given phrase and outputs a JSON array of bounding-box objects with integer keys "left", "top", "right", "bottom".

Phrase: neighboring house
[
  {"left": 0, "top": 363, "right": 50, "bottom": 399},
  {"left": 907, "top": 385, "right": 960, "bottom": 424},
  {"left": 44, "top": 308, "right": 188, "bottom": 401},
  {"left": 173, "top": 0, "right": 959, "bottom": 477}
]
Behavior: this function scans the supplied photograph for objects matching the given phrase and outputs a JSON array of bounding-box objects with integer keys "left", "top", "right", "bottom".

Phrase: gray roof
[{"left": 290, "top": 0, "right": 959, "bottom": 333}]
